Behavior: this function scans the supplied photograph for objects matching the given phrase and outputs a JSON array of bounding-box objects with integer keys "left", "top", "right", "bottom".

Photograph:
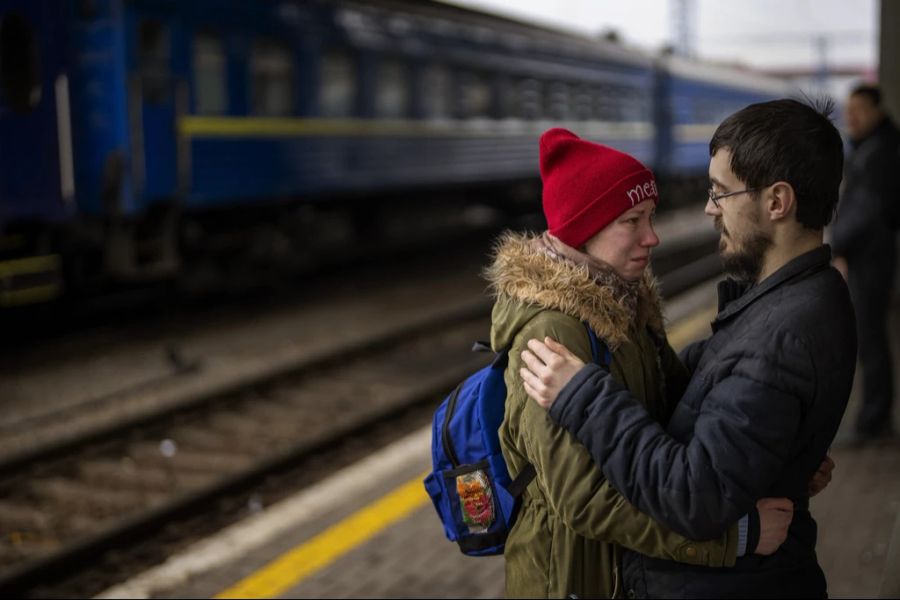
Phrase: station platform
[{"left": 97, "top": 293, "right": 900, "bottom": 600}]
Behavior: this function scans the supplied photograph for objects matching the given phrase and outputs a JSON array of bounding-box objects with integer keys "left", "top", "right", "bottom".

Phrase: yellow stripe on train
[
  {"left": 0, "top": 254, "right": 61, "bottom": 278},
  {"left": 0, "top": 254, "right": 63, "bottom": 307},
  {"left": 673, "top": 123, "right": 720, "bottom": 144},
  {"left": 179, "top": 116, "right": 655, "bottom": 141}
]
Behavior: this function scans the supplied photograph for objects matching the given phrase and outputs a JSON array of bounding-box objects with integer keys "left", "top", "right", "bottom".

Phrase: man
[
  {"left": 518, "top": 99, "right": 856, "bottom": 598},
  {"left": 831, "top": 84, "right": 900, "bottom": 443}
]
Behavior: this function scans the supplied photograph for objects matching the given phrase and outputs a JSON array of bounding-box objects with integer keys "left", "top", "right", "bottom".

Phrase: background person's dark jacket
[
  {"left": 831, "top": 117, "right": 900, "bottom": 260},
  {"left": 830, "top": 117, "right": 899, "bottom": 436},
  {"left": 547, "top": 245, "right": 857, "bottom": 598}
]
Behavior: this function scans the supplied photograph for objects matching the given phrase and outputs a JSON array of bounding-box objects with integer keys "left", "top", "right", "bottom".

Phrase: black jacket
[
  {"left": 549, "top": 245, "right": 857, "bottom": 598},
  {"left": 831, "top": 117, "right": 900, "bottom": 263}
]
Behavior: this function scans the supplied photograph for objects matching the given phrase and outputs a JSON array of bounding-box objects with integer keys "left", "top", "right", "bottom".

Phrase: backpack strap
[
  {"left": 507, "top": 462, "right": 536, "bottom": 498},
  {"left": 471, "top": 341, "right": 492, "bottom": 353},
  {"left": 583, "top": 322, "right": 612, "bottom": 366}
]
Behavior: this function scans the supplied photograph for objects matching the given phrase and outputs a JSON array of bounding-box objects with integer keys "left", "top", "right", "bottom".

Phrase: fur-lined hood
[{"left": 485, "top": 231, "right": 665, "bottom": 349}]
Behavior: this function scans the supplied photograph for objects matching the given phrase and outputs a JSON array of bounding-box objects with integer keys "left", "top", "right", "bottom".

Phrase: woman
[{"left": 485, "top": 128, "right": 742, "bottom": 598}]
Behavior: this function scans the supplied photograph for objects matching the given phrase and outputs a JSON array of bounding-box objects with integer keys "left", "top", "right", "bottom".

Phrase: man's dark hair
[
  {"left": 709, "top": 98, "right": 843, "bottom": 229},
  {"left": 850, "top": 83, "right": 881, "bottom": 107}
]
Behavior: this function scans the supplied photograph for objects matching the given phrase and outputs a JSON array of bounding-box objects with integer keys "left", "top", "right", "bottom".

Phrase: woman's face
[{"left": 583, "top": 199, "right": 659, "bottom": 281}]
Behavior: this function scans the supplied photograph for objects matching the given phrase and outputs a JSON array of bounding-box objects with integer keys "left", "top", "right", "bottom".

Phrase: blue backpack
[{"left": 423, "top": 323, "right": 609, "bottom": 556}]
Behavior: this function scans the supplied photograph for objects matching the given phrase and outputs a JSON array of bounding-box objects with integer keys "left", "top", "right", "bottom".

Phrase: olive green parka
[{"left": 485, "top": 233, "right": 739, "bottom": 599}]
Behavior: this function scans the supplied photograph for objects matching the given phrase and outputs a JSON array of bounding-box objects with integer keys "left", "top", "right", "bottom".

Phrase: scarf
[{"left": 532, "top": 231, "right": 641, "bottom": 317}]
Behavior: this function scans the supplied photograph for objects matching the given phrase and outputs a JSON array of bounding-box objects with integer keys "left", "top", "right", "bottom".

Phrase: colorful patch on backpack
[{"left": 456, "top": 469, "right": 495, "bottom": 534}]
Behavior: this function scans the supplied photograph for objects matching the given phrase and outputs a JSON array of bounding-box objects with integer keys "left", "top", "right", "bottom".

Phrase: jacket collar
[
  {"left": 713, "top": 245, "right": 832, "bottom": 329},
  {"left": 484, "top": 232, "right": 665, "bottom": 349}
]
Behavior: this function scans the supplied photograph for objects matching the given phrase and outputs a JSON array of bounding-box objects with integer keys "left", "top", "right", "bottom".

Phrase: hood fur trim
[{"left": 485, "top": 232, "right": 665, "bottom": 348}]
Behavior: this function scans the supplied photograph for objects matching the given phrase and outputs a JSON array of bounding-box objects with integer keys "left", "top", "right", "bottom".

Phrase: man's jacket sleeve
[
  {"left": 509, "top": 314, "right": 738, "bottom": 566},
  {"left": 548, "top": 327, "right": 810, "bottom": 540},
  {"left": 679, "top": 338, "right": 707, "bottom": 374}
]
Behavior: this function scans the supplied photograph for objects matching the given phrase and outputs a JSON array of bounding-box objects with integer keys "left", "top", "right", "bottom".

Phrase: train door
[
  {"left": 0, "top": 0, "right": 71, "bottom": 225},
  {"left": 652, "top": 58, "right": 674, "bottom": 178},
  {"left": 130, "top": 16, "right": 179, "bottom": 203}
]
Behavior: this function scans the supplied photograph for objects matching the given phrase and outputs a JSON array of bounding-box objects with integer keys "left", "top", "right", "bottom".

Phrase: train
[{"left": 0, "top": 0, "right": 792, "bottom": 306}]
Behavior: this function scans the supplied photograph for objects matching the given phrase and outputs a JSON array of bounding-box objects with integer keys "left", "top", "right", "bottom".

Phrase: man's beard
[{"left": 715, "top": 216, "right": 773, "bottom": 282}]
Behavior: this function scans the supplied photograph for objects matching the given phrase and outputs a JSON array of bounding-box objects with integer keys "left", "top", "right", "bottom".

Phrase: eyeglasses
[{"left": 707, "top": 187, "right": 763, "bottom": 209}]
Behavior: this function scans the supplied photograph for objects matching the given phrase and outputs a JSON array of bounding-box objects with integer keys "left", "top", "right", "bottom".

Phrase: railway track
[
  {"left": 0, "top": 308, "right": 492, "bottom": 594},
  {"left": 0, "top": 231, "right": 722, "bottom": 596}
]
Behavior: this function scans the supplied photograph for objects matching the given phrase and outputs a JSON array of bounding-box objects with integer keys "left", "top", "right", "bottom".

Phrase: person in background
[
  {"left": 488, "top": 128, "right": 798, "bottom": 599},
  {"left": 831, "top": 83, "right": 900, "bottom": 444},
  {"left": 519, "top": 100, "right": 854, "bottom": 598}
]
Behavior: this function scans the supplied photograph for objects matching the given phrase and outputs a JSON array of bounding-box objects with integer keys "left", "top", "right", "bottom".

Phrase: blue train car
[
  {"left": 0, "top": 0, "right": 71, "bottom": 304},
  {"left": 655, "top": 55, "right": 792, "bottom": 180},
  {"left": 0, "top": 0, "right": 792, "bottom": 306},
  {"left": 0, "top": 0, "right": 661, "bottom": 303},
  {"left": 166, "top": 0, "right": 658, "bottom": 207}
]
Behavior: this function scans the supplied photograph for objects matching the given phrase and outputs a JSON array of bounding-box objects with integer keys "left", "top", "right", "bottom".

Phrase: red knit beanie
[{"left": 540, "top": 128, "right": 659, "bottom": 248}]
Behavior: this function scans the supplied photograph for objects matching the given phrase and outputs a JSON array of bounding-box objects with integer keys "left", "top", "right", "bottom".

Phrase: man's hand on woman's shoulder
[{"left": 520, "top": 337, "right": 587, "bottom": 409}]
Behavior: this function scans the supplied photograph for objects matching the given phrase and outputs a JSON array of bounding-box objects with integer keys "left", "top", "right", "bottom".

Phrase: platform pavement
[
  {"left": 270, "top": 498, "right": 505, "bottom": 599},
  {"left": 809, "top": 298, "right": 900, "bottom": 598},
  {"left": 229, "top": 426, "right": 900, "bottom": 599},
  {"left": 101, "top": 297, "right": 900, "bottom": 600},
  {"left": 135, "top": 429, "right": 503, "bottom": 600}
]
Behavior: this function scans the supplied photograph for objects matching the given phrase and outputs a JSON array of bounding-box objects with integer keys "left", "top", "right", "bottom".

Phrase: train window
[
  {"left": 459, "top": 71, "right": 491, "bottom": 118},
  {"left": 375, "top": 58, "right": 410, "bottom": 118},
  {"left": 696, "top": 99, "right": 714, "bottom": 122},
  {"left": 594, "top": 85, "right": 621, "bottom": 121},
  {"left": 545, "top": 82, "right": 570, "bottom": 120},
  {"left": 591, "top": 86, "right": 604, "bottom": 120},
  {"left": 421, "top": 64, "right": 450, "bottom": 119},
  {"left": 572, "top": 84, "right": 592, "bottom": 121},
  {"left": 496, "top": 76, "right": 517, "bottom": 119},
  {"left": 513, "top": 78, "right": 542, "bottom": 120},
  {"left": 637, "top": 94, "right": 652, "bottom": 120},
  {"left": 139, "top": 20, "right": 171, "bottom": 105},
  {"left": 192, "top": 32, "right": 227, "bottom": 115},
  {"left": 250, "top": 38, "right": 295, "bottom": 116},
  {"left": 319, "top": 50, "right": 356, "bottom": 117},
  {"left": 713, "top": 102, "right": 737, "bottom": 124},
  {"left": 0, "top": 11, "right": 41, "bottom": 113},
  {"left": 621, "top": 86, "right": 650, "bottom": 121}
]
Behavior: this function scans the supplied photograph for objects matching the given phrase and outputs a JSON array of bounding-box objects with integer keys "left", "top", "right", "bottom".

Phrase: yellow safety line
[
  {"left": 667, "top": 304, "right": 718, "bottom": 351},
  {"left": 213, "top": 304, "right": 717, "bottom": 599},
  {"left": 215, "top": 474, "right": 430, "bottom": 599}
]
